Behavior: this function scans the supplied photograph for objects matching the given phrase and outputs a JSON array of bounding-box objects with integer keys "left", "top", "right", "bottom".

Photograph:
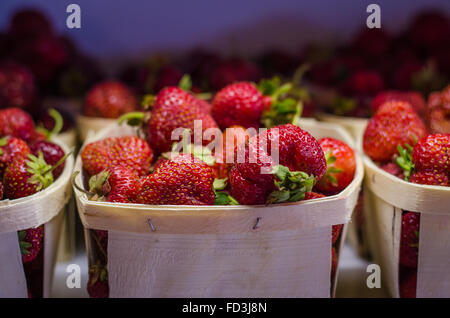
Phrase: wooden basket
[
  {"left": 362, "top": 149, "right": 450, "bottom": 297},
  {"left": 76, "top": 115, "right": 116, "bottom": 143},
  {"left": 0, "top": 141, "right": 74, "bottom": 297},
  {"left": 73, "top": 121, "right": 363, "bottom": 297}
]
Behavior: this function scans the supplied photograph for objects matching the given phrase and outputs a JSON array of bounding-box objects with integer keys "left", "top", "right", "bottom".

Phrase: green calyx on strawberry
[
  {"left": 0, "top": 137, "right": 7, "bottom": 155},
  {"left": 18, "top": 226, "right": 43, "bottom": 263},
  {"left": 87, "top": 170, "right": 111, "bottom": 200},
  {"left": 321, "top": 150, "right": 344, "bottom": 186},
  {"left": 118, "top": 111, "right": 148, "bottom": 127},
  {"left": 267, "top": 165, "right": 315, "bottom": 204},
  {"left": 35, "top": 108, "right": 64, "bottom": 140},
  {"left": 395, "top": 144, "right": 415, "bottom": 181},
  {"left": 259, "top": 76, "right": 303, "bottom": 128},
  {"left": 213, "top": 178, "right": 239, "bottom": 205},
  {"left": 24, "top": 152, "right": 54, "bottom": 191}
]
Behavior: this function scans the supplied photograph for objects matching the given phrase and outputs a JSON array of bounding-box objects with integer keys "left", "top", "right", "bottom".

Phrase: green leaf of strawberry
[
  {"left": 395, "top": 144, "right": 415, "bottom": 181},
  {"left": 213, "top": 178, "right": 239, "bottom": 205}
]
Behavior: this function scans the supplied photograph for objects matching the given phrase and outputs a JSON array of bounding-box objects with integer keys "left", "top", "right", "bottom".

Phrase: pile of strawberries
[
  {"left": 363, "top": 96, "right": 450, "bottom": 298},
  {"left": 0, "top": 107, "right": 69, "bottom": 298},
  {"left": 79, "top": 80, "right": 358, "bottom": 297}
]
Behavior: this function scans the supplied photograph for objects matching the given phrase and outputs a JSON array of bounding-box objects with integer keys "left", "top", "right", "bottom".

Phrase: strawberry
[
  {"left": 81, "top": 136, "right": 153, "bottom": 177},
  {"left": 363, "top": 101, "right": 428, "bottom": 162},
  {"left": 371, "top": 90, "right": 426, "bottom": 117},
  {"left": 144, "top": 86, "right": 218, "bottom": 154},
  {"left": 136, "top": 153, "right": 215, "bottom": 205},
  {"left": 84, "top": 81, "right": 137, "bottom": 118},
  {"left": 316, "top": 138, "right": 356, "bottom": 194},
  {"left": 400, "top": 212, "right": 420, "bottom": 268},
  {"left": 87, "top": 263, "right": 109, "bottom": 298},
  {"left": 153, "top": 65, "right": 183, "bottom": 92},
  {"left": 407, "top": 11, "right": 450, "bottom": 51},
  {"left": 37, "top": 106, "right": 75, "bottom": 133},
  {"left": 304, "top": 192, "right": 343, "bottom": 244},
  {"left": 352, "top": 28, "right": 391, "bottom": 58},
  {"left": 29, "top": 140, "right": 65, "bottom": 180},
  {"left": 411, "top": 134, "right": 450, "bottom": 174},
  {"left": 410, "top": 171, "right": 449, "bottom": 186},
  {"left": 229, "top": 124, "right": 323, "bottom": 205},
  {"left": 0, "top": 107, "right": 35, "bottom": 141},
  {"left": 3, "top": 152, "right": 54, "bottom": 199},
  {"left": 0, "top": 61, "right": 36, "bottom": 111},
  {"left": 88, "top": 166, "right": 139, "bottom": 203},
  {"left": 208, "top": 58, "right": 262, "bottom": 90},
  {"left": 427, "top": 85, "right": 450, "bottom": 134},
  {"left": 0, "top": 136, "right": 30, "bottom": 178},
  {"left": 18, "top": 226, "right": 44, "bottom": 263},
  {"left": 399, "top": 267, "right": 417, "bottom": 298},
  {"left": 212, "top": 82, "right": 264, "bottom": 129},
  {"left": 391, "top": 59, "right": 422, "bottom": 90}
]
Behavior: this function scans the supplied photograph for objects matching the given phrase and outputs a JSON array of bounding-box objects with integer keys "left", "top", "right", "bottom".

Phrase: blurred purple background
[{"left": 1, "top": 0, "right": 449, "bottom": 59}]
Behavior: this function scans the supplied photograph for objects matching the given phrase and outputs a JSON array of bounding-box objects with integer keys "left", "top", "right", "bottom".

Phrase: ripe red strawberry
[
  {"left": 146, "top": 86, "right": 218, "bottom": 154},
  {"left": 84, "top": 81, "right": 137, "bottom": 118},
  {"left": 399, "top": 267, "right": 417, "bottom": 298},
  {"left": 411, "top": 134, "right": 450, "bottom": 174},
  {"left": 29, "top": 140, "right": 65, "bottom": 180},
  {"left": 341, "top": 70, "right": 384, "bottom": 96},
  {"left": 0, "top": 107, "right": 35, "bottom": 141},
  {"left": 0, "top": 61, "right": 36, "bottom": 110},
  {"left": 304, "top": 191, "right": 343, "bottom": 244},
  {"left": 18, "top": 225, "right": 44, "bottom": 263},
  {"left": 229, "top": 124, "right": 324, "bottom": 205},
  {"left": 427, "top": 86, "right": 450, "bottom": 134},
  {"left": 81, "top": 136, "right": 153, "bottom": 177},
  {"left": 316, "top": 138, "right": 356, "bottom": 194},
  {"left": 363, "top": 102, "right": 428, "bottom": 162},
  {"left": 89, "top": 166, "right": 139, "bottom": 203},
  {"left": 410, "top": 171, "right": 449, "bottom": 186},
  {"left": 208, "top": 58, "right": 262, "bottom": 90},
  {"left": 87, "top": 263, "right": 109, "bottom": 298},
  {"left": 3, "top": 153, "right": 54, "bottom": 199},
  {"left": 400, "top": 212, "right": 420, "bottom": 268},
  {"left": 212, "top": 82, "right": 264, "bottom": 129},
  {"left": 0, "top": 136, "right": 30, "bottom": 178},
  {"left": 371, "top": 90, "right": 426, "bottom": 116},
  {"left": 136, "top": 153, "right": 215, "bottom": 205}
]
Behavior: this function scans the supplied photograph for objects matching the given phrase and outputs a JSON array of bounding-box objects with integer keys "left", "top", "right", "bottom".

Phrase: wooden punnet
[
  {"left": 362, "top": 150, "right": 450, "bottom": 297},
  {"left": 73, "top": 121, "right": 363, "bottom": 297},
  {"left": 0, "top": 141, "right": 74, "bottom": 297},
  {"left": 76, "top": 115, "right": 117, "bottom": 143}
]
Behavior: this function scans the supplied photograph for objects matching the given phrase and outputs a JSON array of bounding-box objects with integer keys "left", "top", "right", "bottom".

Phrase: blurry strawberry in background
[
  {"left": 407, "top": 11, "right": 450, "bottom": 54},
  {"left": 181, "top": 49, "right": 222, "bottom": 89},
  {"left": 258, "top": 49, "right": 300, "bottom": 77},
  {"left": 153, "top": 65, "right": 184, "bottom": 92},
  {"left": 13, "top": 34, "right": 69, "bottom": 85},
  {"left": 341, "top": 69, "right": 384, "bottom": 97},
  {"left": 83, "top": 81, "right": 138, "bottom": 118},
  {"left": 37, "top": 106, "right": 75, "bottom": 133},
  {"left": 352, "top": 28, "right": 391, "bottom": 59},
  {"left": 372, "top": 90, "right": 426, "bottom": 117},
  {"left": 7, "top": 8, "right": 53, "bottom": 41},
  {"left": 0, "top": 61, "right": 36, "bottom": 111},
  {"left": 427, "top": 85, "right": 450, "bottom": 134},
  {"left": 390, "top": 59, "right": 423, "bottom": 90},
  {"left": 208, "top": 57, "right": 262, "bottom": 90}
]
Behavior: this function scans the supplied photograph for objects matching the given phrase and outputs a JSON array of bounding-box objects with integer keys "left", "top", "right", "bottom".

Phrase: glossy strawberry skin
[
  {"left": 147, "top": 87, "right": 218, "bottom": 154},
  {"left": 137, "top": 153, "right": 215, "bottom": 205},
  {"left": 105, "top": 166, "right": 139, "bottom": 203},
  {"left": 212, "top": 82, "right": 264, "bottom": 129},
  {"left": 29, "top": 140, "right": 65, "bottom": 180},
  {"left": 410, "top": 171, "right": 449, "bottom": 186},
  {"left": 363, "top": 102, "right": 428, "bottom": 162},
  {"left": 19, "top": 225, "right": 44, "bottom": 264},
  {"left": 0, "top": 61, "right": 36, "bottom": 110},
  {"left": 400, "top": 212, "right": 420, "bottom": 268},
  {"left": 81, "top": 136, "right": 153, "bottom": 177},
  {"left": 412, "top": 134, "right": 450, "bottom": 174},
  {"left": 0, "top": 108, "right": 35, "bottom": 141},
  {"left": 316, "top": 138, "right": 356, "bottom": 194},
  {"left": 0, "top": 137, "right": 30, "bottom": 178},
  {"left": 380, "top": 162, "right": 404, "bottom": 178},
  {"left": 4, "top": 158, "right": 40, "bottom": 199},
  {"left": 84, "top": 81, "right": 137, "bottom": 118}
]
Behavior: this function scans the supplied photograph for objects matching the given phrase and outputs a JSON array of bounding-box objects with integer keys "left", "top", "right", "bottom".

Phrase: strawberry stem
[
  {"left": 118, "top": 112, "right": 146, "bottom": 127},
  {"left": 71, "top": 171, "right": 96, "bottom": 197}
]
